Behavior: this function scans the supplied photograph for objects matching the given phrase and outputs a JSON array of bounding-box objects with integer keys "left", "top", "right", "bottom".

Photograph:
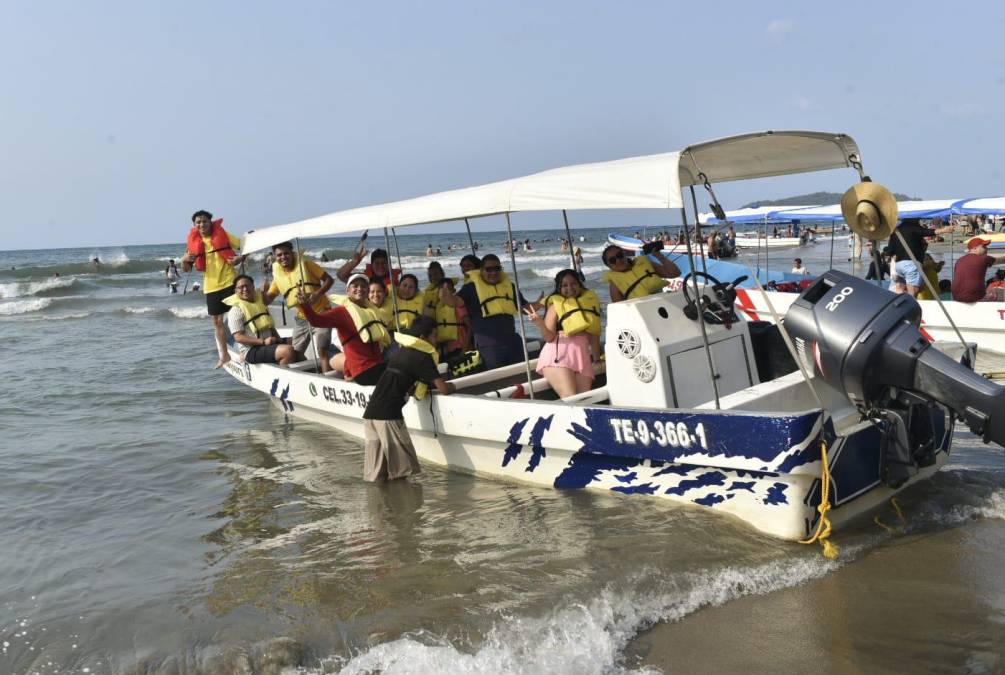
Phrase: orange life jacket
[
  {"left": 186, "top": 219, "right": 236, "bottom": 271},
  {"left": 363, "top": 263, "right": 402, "bottom": 287}
]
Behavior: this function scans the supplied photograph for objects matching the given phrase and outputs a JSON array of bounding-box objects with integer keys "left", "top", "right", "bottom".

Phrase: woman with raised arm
[{"left": 524, "top": 269, "right": 601, "bottom": 398}]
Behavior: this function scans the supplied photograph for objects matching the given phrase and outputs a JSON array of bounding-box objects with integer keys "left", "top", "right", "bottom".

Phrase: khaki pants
[{"left": 363, "top": 418, "right": 421, "bottom": 482}]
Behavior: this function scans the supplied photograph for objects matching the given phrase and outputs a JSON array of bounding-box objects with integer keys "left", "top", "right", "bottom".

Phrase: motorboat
[{"left": 224, "top": 131, "right": 1005, "bottom": 543}]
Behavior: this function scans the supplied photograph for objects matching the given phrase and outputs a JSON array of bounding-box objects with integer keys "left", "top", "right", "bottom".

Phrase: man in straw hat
[{"left": 842, "top": 182, "right": 929, "bottom": 297}]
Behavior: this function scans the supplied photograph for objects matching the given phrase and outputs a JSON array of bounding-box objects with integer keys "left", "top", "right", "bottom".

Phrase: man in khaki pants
[{"left": 361, "top": 316, "right": 455, "bottom": 481}]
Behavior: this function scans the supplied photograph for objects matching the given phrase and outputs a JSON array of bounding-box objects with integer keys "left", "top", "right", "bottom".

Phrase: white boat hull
[
  {"left": 734, "top": 237, "right": 803, "bottom": 248},
  {"left": 734, "top": 289, "right": 1005, "bottom": 354},
  {"left": 223, "top": 351, "right": 952, "bottom": 542}
]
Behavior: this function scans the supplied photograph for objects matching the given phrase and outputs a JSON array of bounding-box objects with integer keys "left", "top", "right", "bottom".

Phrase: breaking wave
[
  {"left": 0, "top": 297, "right": 53, "bottom": 315},
  {"left": 122, "top": 305, "right": 205, "bottom": 319},
  {"left": 0, "top": 276, "right": 77, "bottom": 299},
  {"left": 333, "top": 555, "right": 841, "bottom": 674}
]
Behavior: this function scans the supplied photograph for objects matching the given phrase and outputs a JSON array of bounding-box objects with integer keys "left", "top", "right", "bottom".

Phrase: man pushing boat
[{"left": 181, "top": 210, "right": 245, "bottom": 368}]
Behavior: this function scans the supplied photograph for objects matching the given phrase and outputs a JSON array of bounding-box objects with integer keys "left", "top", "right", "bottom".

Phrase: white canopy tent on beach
[
  {"left": 700, "top": 198, "right": 974, "bottom": 225},
  {"left": 240, "top": 131, "right": 861, "bottom": 254}
]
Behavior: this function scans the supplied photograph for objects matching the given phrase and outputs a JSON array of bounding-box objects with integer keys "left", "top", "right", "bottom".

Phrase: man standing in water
[
  {"left": 181, "top": 210, "right": 245, "bottom": 368},
  {"left": 361, "top": 316, "right": 455, "bottom": 481}
]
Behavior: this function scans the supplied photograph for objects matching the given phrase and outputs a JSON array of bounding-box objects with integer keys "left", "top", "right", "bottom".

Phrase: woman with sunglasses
[
  {"left": 524, "top": 269, "right": 601, "bottom": 398},
  {"left": 601, "top": 244, "right": 680, "bottom": 302}
]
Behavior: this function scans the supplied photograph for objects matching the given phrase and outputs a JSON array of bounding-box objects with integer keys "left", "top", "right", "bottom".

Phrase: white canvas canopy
[
  {"left": 956, "top": 197, "right": 1005, "bottom": 215},
  {"left": 241, "top": 130, "right": 860, "bottom": 254}
]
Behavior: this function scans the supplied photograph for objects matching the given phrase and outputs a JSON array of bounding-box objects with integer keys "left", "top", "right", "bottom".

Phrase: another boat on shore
[{"left": 225, "top": 130, "right": 1005, "bottom": 542}]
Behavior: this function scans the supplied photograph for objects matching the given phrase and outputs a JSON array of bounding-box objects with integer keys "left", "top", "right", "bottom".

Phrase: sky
[{"left": 2, "top": 0, "right": 1004, "bottom": 250}]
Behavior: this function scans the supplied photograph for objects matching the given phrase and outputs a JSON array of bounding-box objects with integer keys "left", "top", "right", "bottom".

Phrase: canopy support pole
[
  {"left": 561, "top": 210, "right": 579, "bottom": 276},
  {"left": 390, "top": 228, "right": 404, "bottom": 272},
  {"left": 764, "top": 219, "right": 770, "bottom": 281},
  {"left": 295, "top": 237, "right": 322, "bottom": 373},
  {"left": 464, "top": 218, "right": 476, "bottom": 255},
  {"left": 505, "top": 213, "right": 536, "bottom": 400},
  {"left": 680, "top": 205, "right": 720, "bottom": 410},
  {"left": 383, "top": 228, "right": 401, "bottom": 331},
  {"left": 689, "top": 186, "right": 710, "bottom": 276},
  {"left": 829, "top": 222, "right": 835, "bottom": 269}
]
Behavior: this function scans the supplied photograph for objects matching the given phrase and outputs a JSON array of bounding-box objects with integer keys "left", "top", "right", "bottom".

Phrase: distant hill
[{"left": 741, "top": 191, "right": 921, "bottom": 208}]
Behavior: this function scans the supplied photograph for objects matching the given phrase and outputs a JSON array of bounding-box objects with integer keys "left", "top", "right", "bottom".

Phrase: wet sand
[{"left": 627, "top": 520, "right": 1005, "bottom": 674}]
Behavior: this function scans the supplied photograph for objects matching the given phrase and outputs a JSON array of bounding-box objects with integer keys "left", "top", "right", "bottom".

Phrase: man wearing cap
[
  {"left": 882, "top": 218, "right": 931, "bottom": 297},
  {"left": 297, "top": 274, "right": 389, "bottom": 385},
  {"left": 952, "top": 238, "right": 1005, "bottom": 303}
]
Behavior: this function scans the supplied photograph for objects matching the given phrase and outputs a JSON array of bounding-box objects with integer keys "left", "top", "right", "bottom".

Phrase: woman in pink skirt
[{"left": 524, "top": 269, "right": 602, "bottom": 398}]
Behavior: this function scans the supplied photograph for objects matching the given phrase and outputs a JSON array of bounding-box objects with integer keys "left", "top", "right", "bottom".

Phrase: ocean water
[{"left": 2, "top": 227, "right": 1004, "bottom": 674}]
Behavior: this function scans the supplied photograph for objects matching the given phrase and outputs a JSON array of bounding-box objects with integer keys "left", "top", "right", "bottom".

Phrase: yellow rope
[
  {"left": 873, "top": 515, "right": 895, "bottom": 533},
  {"left": 890, "top": 497, "right": 906, "bottom": 523},
  {"left": 800, "top": 440, "right": 839, "bottom": 559}
]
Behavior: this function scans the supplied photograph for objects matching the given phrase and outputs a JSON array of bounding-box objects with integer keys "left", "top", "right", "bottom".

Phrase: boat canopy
[{"left": 241, "top": 130, "right": 860, "bottom": 254}]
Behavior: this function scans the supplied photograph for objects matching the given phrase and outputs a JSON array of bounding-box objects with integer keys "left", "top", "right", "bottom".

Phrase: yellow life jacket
[
  {"left": 603, "top": 256, "right": 666, "bottom": 300},
  {"left": 422, "top": 278, "right": 457, "bottom": 315},
  {"left": 466, "top": 270, "right": 517, "bottom": 317},
  {"left": 332, "top": 295, "right": 391, "bottom": 347},
  {"left": 271, "top": 260, "right": 330, "bottom": 313},
  {"left": 223, "top": 291, "right": 276, "bottom": 337},
  {"left": 393, "top": 332, "right": 439, "bottom": 400},
  {"left": 433, "top": 301, "right": 464, "bottom": 343},
  {"left": 392, "top": 291, "right": 425, "bottom": 330},
  {"left": 371, "top": 298, "right": 396, "bottom": 330},
  {"left": 550, "top": 289, "right": 602, "bottom": 336}
]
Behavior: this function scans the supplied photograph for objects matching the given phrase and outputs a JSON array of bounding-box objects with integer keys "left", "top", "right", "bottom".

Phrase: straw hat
[{"left": 840, "top": 182, "right": 899, "bottom": 240}]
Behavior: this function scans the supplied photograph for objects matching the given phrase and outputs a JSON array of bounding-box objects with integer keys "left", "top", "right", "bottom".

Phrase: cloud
[
  {"left": 793, "top": 95, "right": 812, "bottom": 112},
  {"left": 941, "top": 102, "right": 985, "bottom": 119},
  {"left": 766, "top": 19, "right": 794, "bottom": 40}
]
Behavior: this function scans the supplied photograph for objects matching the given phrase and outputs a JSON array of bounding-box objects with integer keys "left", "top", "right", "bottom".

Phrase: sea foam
[
  {"left": 0, "top": 276, "right": 76, "bottom": 299},
  {"left": 334, "top": 554, "right": 842, "bottom": 675},
  {"left": 0, "top": 298, "right": 53, "bottom": 315}
]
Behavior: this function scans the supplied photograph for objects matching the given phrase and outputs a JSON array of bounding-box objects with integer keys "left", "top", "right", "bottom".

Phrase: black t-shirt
[
  {"left": 457, "top": 282, "right": 529, "bottom": 347},
  {"left": 363, "top": 347, "right": 440, "bottom": 420},
  {"left": 885, "top": 222, "right": 929, "bottom": 262}
]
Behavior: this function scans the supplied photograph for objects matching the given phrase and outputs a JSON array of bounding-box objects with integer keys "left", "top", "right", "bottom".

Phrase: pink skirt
[{"left": 536, "top": 334, "right": 595, "bottom": 379}]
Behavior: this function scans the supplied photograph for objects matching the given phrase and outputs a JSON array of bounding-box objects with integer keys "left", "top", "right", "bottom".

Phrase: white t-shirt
[
  {"left": 791, "top": 265, "right": 809, "bottom": 275},
  {"left": 227, "top": 306, "right": 276, "bottom": 357}
]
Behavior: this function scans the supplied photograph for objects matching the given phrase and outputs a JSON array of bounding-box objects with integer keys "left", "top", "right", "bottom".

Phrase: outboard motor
[{"left": 784, "top": 271, "right": 1005, "bottom": 485}]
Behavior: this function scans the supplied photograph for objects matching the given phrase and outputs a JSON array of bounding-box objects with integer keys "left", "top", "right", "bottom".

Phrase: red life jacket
[
  {"left": 186, "top": 219, "right": 236, "bottom": 271},
  {"left": 363, "top": 263, "right": 401, "bottom": 286}
]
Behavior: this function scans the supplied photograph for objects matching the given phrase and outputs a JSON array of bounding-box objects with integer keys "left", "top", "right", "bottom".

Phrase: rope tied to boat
[{"left": 799, "top": 439, "right": 839, "bottom": 559}]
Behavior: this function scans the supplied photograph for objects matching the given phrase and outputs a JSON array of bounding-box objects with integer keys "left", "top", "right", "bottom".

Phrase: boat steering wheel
[{"left": 681, "top": 271, "right": 748, "bottom": 324}]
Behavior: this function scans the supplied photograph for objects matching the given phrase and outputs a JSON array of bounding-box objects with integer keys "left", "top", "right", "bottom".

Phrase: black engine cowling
[{"left": 783, "top": 271, "right": 1005, "bottom": 448}]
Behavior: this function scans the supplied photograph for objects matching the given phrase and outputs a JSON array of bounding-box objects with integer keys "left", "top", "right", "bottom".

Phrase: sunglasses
[
  {"left": 483, "top": 265, "right": 503, "bottom": 273},
  {"left": 604, "top": 251, "right": 626, "bottom": 265}
]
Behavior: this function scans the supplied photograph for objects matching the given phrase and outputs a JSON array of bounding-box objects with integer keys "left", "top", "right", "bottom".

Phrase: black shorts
[
  {"left": 245, "top": 344, "right": 281, "bottom": 364},
  {"left": 206, "top": 285, "right": 236, "bottom": 316}
]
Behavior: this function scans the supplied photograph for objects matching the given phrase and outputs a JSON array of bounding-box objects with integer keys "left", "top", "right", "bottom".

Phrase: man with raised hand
[{"left": 262, "top": 241, "right": 335, "bottom": 372}]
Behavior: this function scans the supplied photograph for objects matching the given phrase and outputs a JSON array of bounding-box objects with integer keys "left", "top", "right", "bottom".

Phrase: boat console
[{"left": 605, "top": 275, "right": 760, "bottom": 409}]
